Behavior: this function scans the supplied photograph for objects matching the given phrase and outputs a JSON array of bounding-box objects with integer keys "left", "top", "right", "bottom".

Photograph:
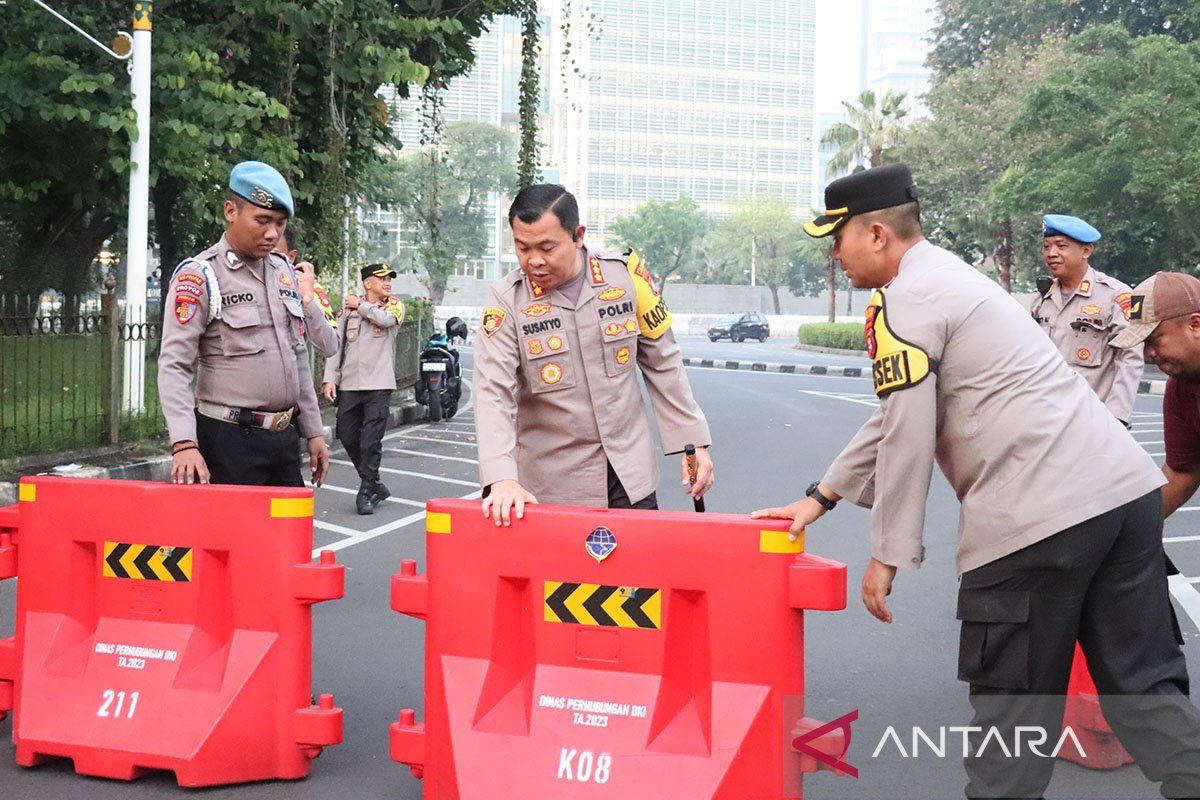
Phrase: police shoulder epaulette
[
  {"left": 864, "top": 288, "right": 934, "bottom": 398},
  {"left": 171, "top": 257, "right": 222, "bottom": 323}
]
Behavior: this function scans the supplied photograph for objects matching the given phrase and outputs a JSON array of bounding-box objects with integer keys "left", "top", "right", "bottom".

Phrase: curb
[
  {"left": 684, "top": 357, "right": 1170, "bottom": 396},
  {"left": 0, "top": 400, "right": 424, "bottom": 507},
  {"left": 794, "top": 343, "right": 870, "bottom": 358}
]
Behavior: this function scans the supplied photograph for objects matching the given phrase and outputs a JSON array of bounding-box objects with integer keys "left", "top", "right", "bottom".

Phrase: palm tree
[{"left": 822, "top": 90, "right": 910, "bottom": 175}]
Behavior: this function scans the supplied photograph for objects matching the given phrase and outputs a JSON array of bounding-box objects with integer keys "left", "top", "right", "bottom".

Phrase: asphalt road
[{"left": 0, "top": 337, "right": 1193, "bottom": 799}]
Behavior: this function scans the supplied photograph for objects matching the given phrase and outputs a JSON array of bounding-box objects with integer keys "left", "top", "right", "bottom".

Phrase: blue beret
[
  {"left": 229, "top": 161, "right": 294, "bottom": 217},
  {"left": 1042, "top": 214, "right": 1100, "bottom": 244}
]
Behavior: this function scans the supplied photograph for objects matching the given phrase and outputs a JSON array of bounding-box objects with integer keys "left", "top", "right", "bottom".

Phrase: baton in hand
[{"left": 684, "top": 443, "right": 705, "bottom": 513}]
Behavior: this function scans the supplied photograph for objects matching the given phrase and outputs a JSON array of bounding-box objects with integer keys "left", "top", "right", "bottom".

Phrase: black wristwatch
[{"left": 806, "top": 481, "right": 837, "bottom": 511}]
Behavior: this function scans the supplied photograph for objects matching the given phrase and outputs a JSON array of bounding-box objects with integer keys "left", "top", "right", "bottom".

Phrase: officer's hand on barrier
[
  {"left": 482, "top": 480, "right": 538, "bottom": 527},
  {"left": 294, "top": 261, "right": 317, "bottom": 304},
  {"left": 322, "top": 382, "right": 337, "bottom": 403},
  {"left": 171, "top": 444, "right": 211, "bottom": 485},
  {"left": 861, "top": 558, "right": 897, "bottom": 624},
  {"left": 750, "top": 496, "right": 826, "bottom": 542},
  {"left": 309, "top": 437, "right": 329, "bottom": 487},
  {"left": 680, "top": 446, "right": 714, "bottom": 499}
]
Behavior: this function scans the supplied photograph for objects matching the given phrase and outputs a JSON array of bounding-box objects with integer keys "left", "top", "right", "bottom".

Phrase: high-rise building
[
  {"left": 813, "top": 110, "right": 849, "bottom": 207},
  {"left": 559, "top": 0, "right": 818, "bottom": 242},
  {"left": 860, "top": 0, "right": 933, "bottom": 113},
  {"left": 367, "top": 16, "right": 555, "bottom": 281}
]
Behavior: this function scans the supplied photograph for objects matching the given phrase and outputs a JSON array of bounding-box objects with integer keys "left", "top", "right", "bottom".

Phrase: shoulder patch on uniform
[
  {"left": 481, "top": 307, "right": 507, "bottom": 337},
  {"left": 1079, "top": 279, "right": 1092, "bottom": 295},
  {"left": 627, "top": 250, "right": 671, "bottom": 339},
  {"left": 385, "top": 296, "right": 405, "bottom": 324},
  {"left": 588, "top": 255, "right": 606, "bottom": 286},
  {"left": 314, "top": 283, "right": 338, "bottom": 327},
  {"left": 1115, "top": 292, "right": 1132, "bottom": 321},
  {"left": 865, "top": 289, "right": 935, "bottom": 398}
]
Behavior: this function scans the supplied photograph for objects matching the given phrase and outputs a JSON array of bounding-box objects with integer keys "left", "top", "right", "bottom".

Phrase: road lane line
[
  {"left": 385, "top": 448, "right": 478, "bottom": 465},
  {"left": 799, "top": 389, "right": 880, "bottom": 408},
  {"left": 1169, "top": 575, "right": 1200, "bottom": 630},
  {"left": 315, "top": 482, "right": 425, "bottom": 508},
  {"left": 316, "top": 489, "right": 484, "bottom": 555},
  {"left": 389, "top": 434, "right": 477, "bottom": 446},
  {"left": 313, "top": 520, "right": 362, "bottom": 537},
  {"left": 329, "top": 459, "right": 478, "bottom": 487}
]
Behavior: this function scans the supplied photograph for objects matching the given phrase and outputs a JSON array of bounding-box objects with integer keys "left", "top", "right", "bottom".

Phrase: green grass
[
  {"left": 0, "top": 335, "right": 164, "bottom": 458},
  {"left": 797, "top": 322, "right": 866, "bottom": 351}
]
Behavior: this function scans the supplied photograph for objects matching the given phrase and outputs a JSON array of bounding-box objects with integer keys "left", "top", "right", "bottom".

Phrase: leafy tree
[
  {"left": 606, "top": 196, "right": 704, "bottom": 295},
  {"left": 374, "top": 120, "right": 517, "bottom": 302},
  {"left": 930, "top": 0, "right": 1200, "bottom": 74},
  {"left": 821, "top": 89, "right": 909, "bottom": 175},
  {"left": 0, "top": 0, "right": 516, "bottom": 297},
  {"left": 706, "top": 197, "right": 804, "bottom": 314}
]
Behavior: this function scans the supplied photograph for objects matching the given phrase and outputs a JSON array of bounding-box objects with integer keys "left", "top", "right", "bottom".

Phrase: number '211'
[{"left": 97, "top": 689, "right": 140, "bottom": 719}]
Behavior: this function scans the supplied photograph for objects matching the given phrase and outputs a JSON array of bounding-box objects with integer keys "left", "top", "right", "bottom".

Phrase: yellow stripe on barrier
[
  {"left": 270, "top": 497, "right": 314, "bottom": 518},
  {"left": 427, "top": 511, "right": 451, "bottom": 535},
  {"left": 18, "top": 483, "right": 35, "bottom": 503},
  {"left": 760, "top": 529, "right": 804, "bottom": 554}
]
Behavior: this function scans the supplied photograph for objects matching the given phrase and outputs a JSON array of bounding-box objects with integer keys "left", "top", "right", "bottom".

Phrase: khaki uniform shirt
[
  {"left": 473, "top": 248, "right": 711, "bottom": 507},
  {"left": 1031, "top": 266, "right": 1142, "bottom": 422},
  {"left": 821, "top": 240, "right": 1164, "bottom": 576},
  {"left": 321, "top": 297, "right": 404, "bottom": 391},
  {"left": 158, "top": 234, "right": 324, "bottom": 444}
]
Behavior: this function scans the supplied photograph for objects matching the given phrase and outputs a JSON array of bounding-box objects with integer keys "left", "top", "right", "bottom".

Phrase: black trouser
[
  {"left": 606, "top": 462, "right": 657, "bottom": 509},
  {"left": 958, "top": 489, "right": 1200, "bottom": 799},
  {"left": 336, "top": 389, "right": 391, "bottom": 484},
  {"left": 195, "top": 411, "right": 303, "bottom": 487}
]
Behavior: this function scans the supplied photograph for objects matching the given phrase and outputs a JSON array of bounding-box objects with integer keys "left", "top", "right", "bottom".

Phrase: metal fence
[{"left": 0, "top": 292, "right": 430, "bottom": 459}]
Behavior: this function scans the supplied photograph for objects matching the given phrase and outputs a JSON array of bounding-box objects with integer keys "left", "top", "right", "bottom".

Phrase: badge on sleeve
[
  {"left": 174, "top": 295, "right": 198, "bottom": 324},
  {"left": 385, "top": 296, "right": 406, "bottom": 324},
  {"left": 865, "top": 289, "right": 935, "bottom": 398},
  {"left": 627, "top": 250, "right": 671, "bottom": 339},
  {"left": 481, "top": 307, "right": 507, "bottom": 337},
  {"left": 1115, "top": 292, "right": 1133, "bottom": 321}
]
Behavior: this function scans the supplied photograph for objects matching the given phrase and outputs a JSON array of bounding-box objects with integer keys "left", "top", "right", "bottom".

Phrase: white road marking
[
  {"left": 313, "top": 519, "right": 362, "bottom": 537},
  {"left": 328, "top": 460, "right": 478, "bottom": 487},
  {"left": 315, "top": 482, "right": 424, "bottom": 508},
  {"left": 388, "top": 434, "right": 477, "bottom": 447},
  {"left": 684, "top": 364, "right": 873, "bottom": 382},
  {"left": 385, "top": 447, "right": 478, "bottom": 465},
  {"left": 1134, "top": 440, "right": 1165, "bottom": 446},
  {"left": 1169, "top": 575, "right": 1200, "bottom": 630},
  {"left": 315, "top": 489, "right": 483, "bottom": 555},
  {"left": 799, "top": 389, "right": 880, "bottom": 408},
  {"left": 1166, "top": 535, "right": 1200, "bottom": 543}
]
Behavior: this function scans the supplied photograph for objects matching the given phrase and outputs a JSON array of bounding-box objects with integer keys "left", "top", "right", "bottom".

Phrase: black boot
[
  {"left": 370, "top": 479, "right": 391, "bottom": 508},
  {"left": 356, "top": 483, "right": 375, "bottom": 515}
]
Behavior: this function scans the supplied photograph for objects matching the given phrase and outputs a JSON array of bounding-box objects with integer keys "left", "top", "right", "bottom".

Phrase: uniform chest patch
[
  {"left": 522, "top": 318, "right": 562, "bottom": 336},
  {"left": 597, "top": 286, "right": 626, "bottom": 302},
  {"left": 278, "top": 271, "right": 293, "bottom": 287},
  {"left": 616, "top": 346, "right": 631, "bottom": 365},
  {"left": 1080, "top": 304, "right": 1101, "bottom": 315},
  {"left": 540, "top": 362, "right": 564, "bottom": 385},
  {"left": 598, "top": 301, "right": 635, "bottom": 318},
  {"left": 221, "top": 291, "right": 255, "bottom": 307},
  {"left": 523, "top": 302, "right": 552, "bottom": 317},
  {"left": 547, "top": 335, "right": 564, "bottom": 351}
]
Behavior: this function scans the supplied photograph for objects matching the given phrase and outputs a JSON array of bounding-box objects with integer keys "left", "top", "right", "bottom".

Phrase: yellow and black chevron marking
[
  {"left": 102, "top": 542, "right": 193, "bottom": 582},
  {"left": 544, "top": 581, "right": 661, "bottom": 629}
]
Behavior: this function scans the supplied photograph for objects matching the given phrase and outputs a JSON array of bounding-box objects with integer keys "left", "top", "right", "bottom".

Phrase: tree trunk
[
  {"left": 846, "top": 284, "right": 853, "bottom": 314},
  {"left": 825, "top": 254, "right": 836, "bottom": 323},
  {"left": 768, "top": 284, "right": 781, "bottom": 315},
  {"left": 995, "top": 219, "right": 1014, "bottom": 293},
  {"left": 153, "top": 177, "right": 183, "bottom": 278}
]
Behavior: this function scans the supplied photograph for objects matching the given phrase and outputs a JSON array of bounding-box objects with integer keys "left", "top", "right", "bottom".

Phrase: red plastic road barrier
[
  {"left": 0, "top": 476, "right": 344, "bottom": 786},
  {"left": 390, "top": 500, "right": 848, "bottom": 799},
  {"left": 1058, "top": 643, "right": 1133, "bottom": 769}
]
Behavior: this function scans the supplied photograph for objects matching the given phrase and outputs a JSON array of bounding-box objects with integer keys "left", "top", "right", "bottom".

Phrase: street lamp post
[
  {"left": 27, "top": 0, "right": 151, "bottom": 411},
  {"left": 123, "top": 2, "right": 153, "bottom": 412}
]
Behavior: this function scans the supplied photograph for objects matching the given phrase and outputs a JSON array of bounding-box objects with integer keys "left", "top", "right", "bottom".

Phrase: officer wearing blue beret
[
  {"left": 1031, "top": 214, "right": 1143, "bottom": 426},
  {"left": 158, "top": 161, "right": 331, "bottom": 487}
]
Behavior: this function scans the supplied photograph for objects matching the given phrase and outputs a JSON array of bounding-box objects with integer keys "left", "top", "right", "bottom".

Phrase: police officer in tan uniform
[
  {"left": 1031, "top": 214, "right": 1142, "bottom": 424},
  {"left": 474, "top": 184, "right": 713, "bottom": 525},
  {"left": 274, "top": 226, "right": 339, "bottom": 357},
  {"left": 753, "top": 164, "right": 1200, "bottom": 799},
  {"left": 322, "top": 263, "right": 406, "bottom": 515},
  {"left": 158, "top": 161, "right": 329, "bottom": 487}
]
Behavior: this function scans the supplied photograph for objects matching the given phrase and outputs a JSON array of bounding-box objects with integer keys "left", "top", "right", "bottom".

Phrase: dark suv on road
[{"left": 707, "top": 312, "right": 770, "bottom": 342}]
